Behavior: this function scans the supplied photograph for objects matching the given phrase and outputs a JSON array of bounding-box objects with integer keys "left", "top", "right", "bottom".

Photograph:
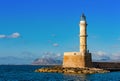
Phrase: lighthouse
[
  {"left": 63, "top": 13, "right": 92, "bottom": 68},
  {"left": 80, "top": 13, "right": 87, "bottom": 53}
]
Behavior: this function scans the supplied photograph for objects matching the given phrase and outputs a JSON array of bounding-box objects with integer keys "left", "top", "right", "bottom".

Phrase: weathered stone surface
[
  {"left": 93, "top": 62, "right": 120, "bottom": 71},
  {"left": 63, "top": 14, "right": 92, "bottom": 68},
  {"left": 63, "top": 52, "right": 92, "bottom": 68},
  {"left": 35, "top": 66, "right": 109, "bottom": 74},
  {"left": 80, "top": 21, "right": 87, "bottom": 52}
]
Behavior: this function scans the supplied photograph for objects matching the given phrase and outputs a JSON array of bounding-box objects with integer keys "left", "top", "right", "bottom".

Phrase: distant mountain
[
  {"left": 0, "top": 56, "right": 34, "bottom": 65},
  {"left": 93, "top": 59, "right": 120, "bottom": 62},
  {"left": 32, "top": 58, "right": 62, "bottom": 65}
]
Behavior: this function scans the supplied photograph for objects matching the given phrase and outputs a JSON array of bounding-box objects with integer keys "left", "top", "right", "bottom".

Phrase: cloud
[
  {"left": 0, "top": 35, "right": 6, "bottom": 38},
  {"left": 42, "top": 52, "right": 63, "bottom": 60},
  {"left": 48, "top": 34, "right": 60, "bottom": 47},
  {"left": 111, "top": 53, "right": 120, "bottom": 60},
  {"left": 10, "top": 32, "right": 20, "bottom": 38},
  {"left": 53, "top": 43, "right": 59, "bottom": 47},
  {"left": 0, "top": 32, "right": 20, "bottom": 39},
  {"left": 95, "top": 51, "right": 106, "bottom": 56},
  {"left": 92, "top": 51, "right": 120, "bottom": 62},
  {"left": 92, "top": 51, "right": 110, "bottom": 61}
]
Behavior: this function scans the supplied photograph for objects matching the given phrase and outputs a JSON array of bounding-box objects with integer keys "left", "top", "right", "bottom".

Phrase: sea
[{"left": 0, "top": 65, "right": 119, "bottom": 81}]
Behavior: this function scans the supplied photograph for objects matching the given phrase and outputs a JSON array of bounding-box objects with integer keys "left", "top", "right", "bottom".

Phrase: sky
[{"left": 0, "top": 0, "right": 120, "bottom": 63}]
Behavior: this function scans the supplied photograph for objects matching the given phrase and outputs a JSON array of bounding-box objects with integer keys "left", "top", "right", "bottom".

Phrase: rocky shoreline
[{"left": 35, "top": 66, "right": 109, "bottom": 74}]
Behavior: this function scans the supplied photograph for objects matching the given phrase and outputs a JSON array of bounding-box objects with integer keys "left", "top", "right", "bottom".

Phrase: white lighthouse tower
[{"left": 80, "top": 13, "right": 87, "bottom": 53}]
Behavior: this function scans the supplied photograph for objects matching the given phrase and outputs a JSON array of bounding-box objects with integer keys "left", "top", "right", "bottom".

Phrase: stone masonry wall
[
  {"left": 63, "top": 52, "right": 92, "bottom": 68},
  {"left": 93, "top": 62, "right": 120, "bottom": 69}
]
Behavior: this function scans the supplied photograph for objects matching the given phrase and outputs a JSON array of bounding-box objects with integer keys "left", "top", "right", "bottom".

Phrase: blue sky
[{"left": 0, "top": 0, "right": 120, "bottom": 62}]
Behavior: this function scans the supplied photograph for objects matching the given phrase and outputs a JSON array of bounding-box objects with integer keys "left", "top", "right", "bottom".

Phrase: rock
[{"left": 35, "top": 66, "right": 110, "bottom": 74}]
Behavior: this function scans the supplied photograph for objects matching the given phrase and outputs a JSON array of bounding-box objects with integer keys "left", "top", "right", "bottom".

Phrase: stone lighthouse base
[{"left": 63, "top": 52, "right": 92, "bottom": 68}]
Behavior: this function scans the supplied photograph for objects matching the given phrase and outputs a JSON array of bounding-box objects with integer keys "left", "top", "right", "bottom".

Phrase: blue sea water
[{"left": 0, "top": 65, "right": 119, "bottom": 81}]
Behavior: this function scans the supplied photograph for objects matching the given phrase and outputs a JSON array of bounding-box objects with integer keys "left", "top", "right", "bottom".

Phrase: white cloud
[
  {"left": 92, "top": 51, "right": 120, "bottom": 62},
  {"left": 53, "top": 43, "right": 59, "bottom": 47},
  {"left": 92, "top": 51, "right": 110, "bottom": 61},
  {"left": 111, "top": 53, "right": 120, "bottom": 60},
  {"left": 56, "top": 53, "right": 61, "bottom": 57},
  {"left": 42, "top": 52, "right": 63, "bottom": 60},
  {"left": 0, "top": 32, "right": 20, "bottom": 39},
  {"left": 10, "top": 32, "right": 20, "bottom": 38},
  {"left": 0, "top": 35, "right": 6, "bottom": 38},
  {"left": 96, "top": 51, "right": 106, "bottom": 56}
]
